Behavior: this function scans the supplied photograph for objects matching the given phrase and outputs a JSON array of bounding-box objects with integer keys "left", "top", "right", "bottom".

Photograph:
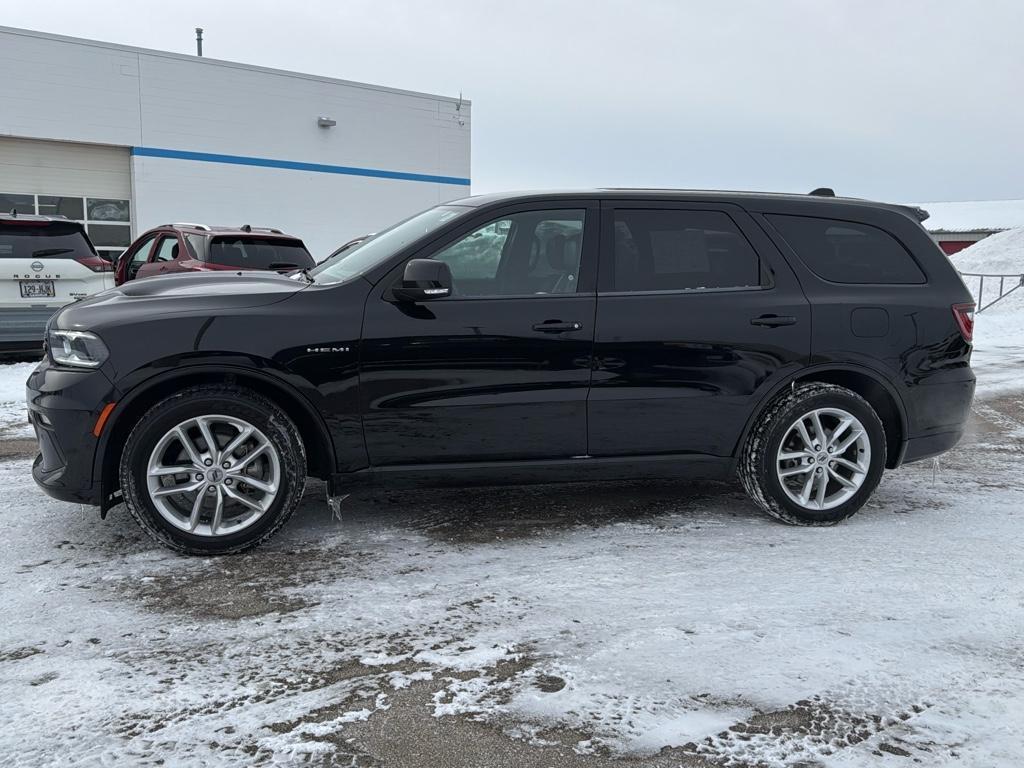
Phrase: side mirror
[{"left": 392, "top": 258, "right": 452, "bottom": 302}]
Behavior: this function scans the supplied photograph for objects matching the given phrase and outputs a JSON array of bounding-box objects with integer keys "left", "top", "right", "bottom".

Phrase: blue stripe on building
[{"left": 131, "top": 146, "right": 471, "bottom": 187}]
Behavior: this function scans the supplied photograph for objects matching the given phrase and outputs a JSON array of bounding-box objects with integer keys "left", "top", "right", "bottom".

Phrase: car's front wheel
[
  {"left": 739, "top": 382, "right": 886, "bottom": 525},
  {"left": 120, "top": 384, "right": 306, "bottom": 554}
]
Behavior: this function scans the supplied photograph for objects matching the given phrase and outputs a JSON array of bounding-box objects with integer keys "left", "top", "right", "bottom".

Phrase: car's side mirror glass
[{"left": 392, "top": 258, "right": 452, "bottom": 302}]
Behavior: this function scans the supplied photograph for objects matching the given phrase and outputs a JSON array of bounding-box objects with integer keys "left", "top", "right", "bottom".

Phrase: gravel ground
[{"left": 2, "top": 363, "right": 1023, "bottom": 767}]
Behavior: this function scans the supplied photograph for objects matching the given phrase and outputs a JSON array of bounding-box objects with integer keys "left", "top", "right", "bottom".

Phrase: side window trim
[{"left": 597, "top": 204, "right": 771, "bottom": 295}]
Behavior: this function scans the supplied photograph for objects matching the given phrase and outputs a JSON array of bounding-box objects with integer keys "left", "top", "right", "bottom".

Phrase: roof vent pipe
[{"left": 195, "top": 27, "right": 204, "bottom": 57}]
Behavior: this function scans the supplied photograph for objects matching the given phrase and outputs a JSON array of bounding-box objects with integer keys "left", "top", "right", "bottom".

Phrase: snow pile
[
  {"left": 949, "top": 228, "right": 1024, "bottom": 395},
  {"left": 952, "top": 226, "right": 1024, "bottom": 277},
  {"left": 0, "top": 362, "right": 35, "bottom": 439}
]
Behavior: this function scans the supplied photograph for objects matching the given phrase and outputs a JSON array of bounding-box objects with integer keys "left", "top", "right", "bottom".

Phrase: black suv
[{"left": 27, "top": 190, "right": 976, "bottom": 554}]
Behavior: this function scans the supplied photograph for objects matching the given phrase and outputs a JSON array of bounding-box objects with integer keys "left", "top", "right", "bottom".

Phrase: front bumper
[{"left": 26, "top": 359, "right": 116, "bottom": 507}]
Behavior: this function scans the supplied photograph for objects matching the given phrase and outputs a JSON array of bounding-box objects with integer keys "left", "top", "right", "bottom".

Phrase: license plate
[{"left": 20, "top": 280, "right": 55, "bottom": 298}]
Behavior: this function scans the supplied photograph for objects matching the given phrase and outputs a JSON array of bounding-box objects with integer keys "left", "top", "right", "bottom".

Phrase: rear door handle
[
  {"left": 750, "top": 314, "right": 797, "bottom": 327},
  {"left": 533, "top": 320, "right": 583, "bottom": 333}
]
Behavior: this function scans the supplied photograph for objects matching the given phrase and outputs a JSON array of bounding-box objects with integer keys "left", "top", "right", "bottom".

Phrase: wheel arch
[
  {"left": 96, "top": 365, "right": 335, "bottom": 510},
  {"left": 735, "top": 364, "right": 908, "bottom": 470}
]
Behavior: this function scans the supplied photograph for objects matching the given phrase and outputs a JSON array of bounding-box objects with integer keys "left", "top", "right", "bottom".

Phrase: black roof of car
[{"left": 448, "top": 188, "right": 929, "bottom": 223}]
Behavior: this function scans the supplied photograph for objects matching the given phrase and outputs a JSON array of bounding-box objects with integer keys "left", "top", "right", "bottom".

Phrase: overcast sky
[{"left": 4, "top": 0, "right": 1022, "bottom": 202}]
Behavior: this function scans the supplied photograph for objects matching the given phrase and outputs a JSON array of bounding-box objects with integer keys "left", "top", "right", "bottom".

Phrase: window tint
[
  {"left": 431, "top": 210, "right": 585, "bottom": 297},
  {"left": 0, "top": 222, "right": 95, "bottom": 259},
  {"left": 153, "top": 237, "right": 179, "bottom": 262},
  {"left": 610, "top": 210, "right": 761, "bottom": 292},
  {"left": 767, "top": 214, "right": 925, "bottom": 284},
  {"left": 207, "top": 237, "right": 314, "bottom": 270}
]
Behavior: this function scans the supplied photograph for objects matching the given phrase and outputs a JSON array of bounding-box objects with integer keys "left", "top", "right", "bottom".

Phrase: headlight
[{"left": 48, "top": 329, "right": 109, "bottom": 368}]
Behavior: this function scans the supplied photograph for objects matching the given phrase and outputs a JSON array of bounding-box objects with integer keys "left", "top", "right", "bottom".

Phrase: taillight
[
  {"left": 75, "top": 255, "right": 114, "bottom": 273},
  {"left": 952, "top": 302, "right": 975, "bottom": 343}
]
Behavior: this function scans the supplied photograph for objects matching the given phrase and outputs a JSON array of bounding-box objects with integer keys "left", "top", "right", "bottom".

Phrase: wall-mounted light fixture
[{"left": 317, "top": 116, "right": 337, "bottom": 128}]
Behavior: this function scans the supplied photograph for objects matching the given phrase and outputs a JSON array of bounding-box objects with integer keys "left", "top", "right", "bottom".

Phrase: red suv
[{"left": 115, "top": 223, "right": 315, "bottom": 285}]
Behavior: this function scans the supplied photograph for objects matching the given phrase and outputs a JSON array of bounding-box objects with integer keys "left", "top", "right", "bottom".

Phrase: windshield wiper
[{"left": 32, "top": 248, "right": 74, "bottom": 257}]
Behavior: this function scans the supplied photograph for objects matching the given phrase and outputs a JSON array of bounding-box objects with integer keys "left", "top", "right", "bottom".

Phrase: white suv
[{"left": 1, "top": 213, "right": 114, "bottom": 354}]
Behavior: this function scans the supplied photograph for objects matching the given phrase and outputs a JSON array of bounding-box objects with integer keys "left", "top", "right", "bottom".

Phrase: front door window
[{"left": 430, "top": 210, "right": 586, "bottom": 297}]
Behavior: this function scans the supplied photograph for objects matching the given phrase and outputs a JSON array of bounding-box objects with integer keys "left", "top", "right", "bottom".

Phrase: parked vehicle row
[
  {"left": 26, "top": 189, "right": 976, "bottom": 554},
  {"left": 2, "top": 215, "right": 352, "bottom": 354}
]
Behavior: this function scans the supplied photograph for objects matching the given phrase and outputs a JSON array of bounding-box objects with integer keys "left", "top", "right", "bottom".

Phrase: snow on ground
[
  {"left": 2, "top": 408, "right": 1024, "bottom": 766},
  {"left": 0, "top": 361, "right": 35, "bottom": 439},
  {"left": 1, "top": 404, "right": 1023, "bottom": 765}
]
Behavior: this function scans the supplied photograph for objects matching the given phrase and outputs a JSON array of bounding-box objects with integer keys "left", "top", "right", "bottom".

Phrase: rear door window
[
  {"left": 608, "top": 209, "right": 762, "bottom": 292},
  {"left": 207, "top": 237, "right": 314, "bottom": 270},
  {"left": 0, "top": 221, "right": 96, "bottom": 260},
  {"left": 766, "top": 214, "right": 925, "bottom": 284}
]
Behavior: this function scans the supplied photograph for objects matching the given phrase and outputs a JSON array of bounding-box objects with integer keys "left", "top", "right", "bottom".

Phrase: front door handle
[
  {"left": 750, "top": 314, "right": 797, "bottom": 327},
  {"left": 533, "top": 320, "right": 583, "bottom": 333}
]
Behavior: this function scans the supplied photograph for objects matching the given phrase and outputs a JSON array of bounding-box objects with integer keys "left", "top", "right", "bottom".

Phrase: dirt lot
[{"left": 2, "top": 376, "right": 1023, "bottom": 767}]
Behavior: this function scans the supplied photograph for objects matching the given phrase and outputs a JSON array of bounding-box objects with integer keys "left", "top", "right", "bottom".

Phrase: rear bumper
[
  {"left": 897, "top": 370, "right": 975, "bottom": 466},
  {"left": 900, "top": 428, "right": 965, "bottom": 465},
  {"left": 0, "top": 306, "right": 59, "bottom": 347},
  {"left": 26, "top": 361, "right": 115, "bottom": 507}
]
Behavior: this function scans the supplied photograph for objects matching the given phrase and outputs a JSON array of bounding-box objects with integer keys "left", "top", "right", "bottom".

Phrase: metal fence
[{"left": 958, "top": 272, "right": 1024, "bottom": 313}]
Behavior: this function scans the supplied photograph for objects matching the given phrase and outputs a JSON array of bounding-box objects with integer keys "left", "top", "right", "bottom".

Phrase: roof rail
[
  {"left": 239, "top": 224, "right": 284, "bottom": 234},
  {"left": 169, "top": 222, "right": 212, "bottom": 231},
  {"left": 808, "top": 187, "right": 835, "bottom": 197}
]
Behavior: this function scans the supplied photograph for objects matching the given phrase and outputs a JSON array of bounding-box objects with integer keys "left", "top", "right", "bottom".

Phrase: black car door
[
  {"left": 588, "top": 200, "right": 811, "bottom": 458},
  {"left": 359, "top": 201, "right": 599, "bottom": 466}
]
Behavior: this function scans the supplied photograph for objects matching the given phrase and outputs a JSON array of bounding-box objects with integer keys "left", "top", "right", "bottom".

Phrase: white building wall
[{"left": 0, "top": 26, "right": 471, "bottom": 257}]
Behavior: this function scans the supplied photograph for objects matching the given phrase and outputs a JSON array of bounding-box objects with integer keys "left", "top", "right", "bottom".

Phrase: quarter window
[
  {"left": 767, "top": 214, "right": 925, "bottom": 284},
  {"left": 430, "top": 210, "right": 586, "bottom": 297},
  {"left": 610, "top": 210, "right": 762, "bottom": 292}
]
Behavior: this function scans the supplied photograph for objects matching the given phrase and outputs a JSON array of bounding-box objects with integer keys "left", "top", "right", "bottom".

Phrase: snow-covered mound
[
  {"left": 952, "top": 227, "right": 1024, "bottom": 319},
  {"left": 949, "top": 228, "right": 1024, "bottom": 396},
  {"left": 951, "top": 226, "right": 1024, "bottom": 277}
]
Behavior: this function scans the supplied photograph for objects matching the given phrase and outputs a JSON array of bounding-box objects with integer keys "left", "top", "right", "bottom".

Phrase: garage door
[{"left": 0, "top": 137, "right": 132, "bottom": 260}]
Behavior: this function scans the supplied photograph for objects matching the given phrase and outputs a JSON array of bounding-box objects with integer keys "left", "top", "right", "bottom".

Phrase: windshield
[
  {"left": 0, "top": 222, "right": 96, "bottom": 260},
  {"left": 310, "top": 205, "right": 470, "bottom": 283}
]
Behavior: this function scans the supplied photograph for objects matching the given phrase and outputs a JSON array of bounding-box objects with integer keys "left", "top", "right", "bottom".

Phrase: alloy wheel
[
  {"left": 775, "top": 407, "right": 871, "bottom": 511},
  {"left": 145, "top": 414, "right": 281, "bottom": 537}
]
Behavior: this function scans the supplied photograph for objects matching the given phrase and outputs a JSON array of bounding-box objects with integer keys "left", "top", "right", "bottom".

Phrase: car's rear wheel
[
  {"left": 738, "top": 382, "right": 886, "bottom": 525},
  {"left": 120, "top": 384, "right": 306, "bottom": 554}
]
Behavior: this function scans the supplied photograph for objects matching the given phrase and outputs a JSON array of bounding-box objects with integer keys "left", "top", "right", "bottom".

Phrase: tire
[
  {"left": 119, "top": 384, "right": 306, "bottom": 554},
  {"left": 738, "top": 382, "right": 886, "bottom": 526}
]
